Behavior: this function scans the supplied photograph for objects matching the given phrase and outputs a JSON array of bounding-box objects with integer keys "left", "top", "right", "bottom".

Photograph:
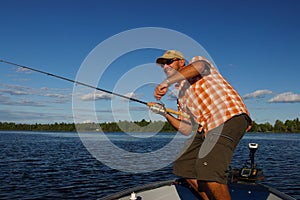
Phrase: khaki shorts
[{"left": 173, "top": 114, "right": 250, "bottom": 184}]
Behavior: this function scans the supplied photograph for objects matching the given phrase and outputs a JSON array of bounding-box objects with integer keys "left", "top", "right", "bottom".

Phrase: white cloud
[
  {"left": 0, "top": 84, "right": 71, "bottom": 105},
  {"left": 44, "top": 93, "right": 68, "bottom": 98},
  {"left": 80, "top": 92, "right": 113, "bottom": 101},
  {"left": 0, "top": 84, "right": 34, "bottom": 96},
  {"left": 124, "top": 92, "right": 136, "bottom": 98},
  {"left": 243, "top": 90, "right": 273, "bottom": 99},
  {"left": 16, "top": 67, "right": 31, "bottom": 73},
  {"left": 269, "top": 92, "right": 300, "bottom": 103},
  {"left": 121, "top": 92, "right": 143, "bottom": 102},
  {"left": 19, "top": 99, "right": 45, "bottom": 107},
  {"left": 0, "top": 95, "right": 45, "bottom": 106},
  {"left": 0, "top": 109, "right": 73, "bottom": 123},
  {"left": 0, "top": 89, "right": 29, "bottom": 95}
]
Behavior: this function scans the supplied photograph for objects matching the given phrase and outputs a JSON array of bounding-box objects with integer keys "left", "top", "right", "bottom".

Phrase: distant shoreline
[
  {"left": 0, "top": 130, "right": 299, "bottom": 134},
  {"left": 0, "top": 118, "right": 299, "bottom": 133}
]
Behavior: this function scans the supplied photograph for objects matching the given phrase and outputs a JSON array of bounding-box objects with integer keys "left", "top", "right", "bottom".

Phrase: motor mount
[{"left": 228, "top": 143, "right": 264, "bottom": 183}]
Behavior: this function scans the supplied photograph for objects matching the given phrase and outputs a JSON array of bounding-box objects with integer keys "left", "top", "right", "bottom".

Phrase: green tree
[{"left": 274, "top": 120, "right": 286, "bottom": 132}]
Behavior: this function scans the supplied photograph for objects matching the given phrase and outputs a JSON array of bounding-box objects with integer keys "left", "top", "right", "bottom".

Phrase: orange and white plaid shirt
[{"left": 177, "top": 56, "right": 250, "bottom": 133}]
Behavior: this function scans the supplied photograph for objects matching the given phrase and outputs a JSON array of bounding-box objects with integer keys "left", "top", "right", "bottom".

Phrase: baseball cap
[{"left": 156, "top": 50, "right": 184, "bottom": 64}]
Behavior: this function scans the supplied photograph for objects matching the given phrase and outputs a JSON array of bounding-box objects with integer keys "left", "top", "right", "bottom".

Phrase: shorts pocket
[
  {"left": 207, "top": 133, "right": 235, "bottom": 150},
  {"left": 217, "top": 133, "right": 235, "bottom": 150}
]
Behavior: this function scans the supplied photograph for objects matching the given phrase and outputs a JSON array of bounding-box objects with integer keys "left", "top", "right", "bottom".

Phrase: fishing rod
[{"left": 0, "top": 59, "right": 189, "bottom": 118}]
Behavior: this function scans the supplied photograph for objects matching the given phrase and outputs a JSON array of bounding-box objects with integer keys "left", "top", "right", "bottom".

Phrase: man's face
[{"left": 161, "top": 59, "right": 182, "bottom": 77}]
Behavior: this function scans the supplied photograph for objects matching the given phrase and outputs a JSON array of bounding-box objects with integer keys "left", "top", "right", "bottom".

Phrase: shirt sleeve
[{"left": 189, "top": 56, "right": 211, "bottom": 76}]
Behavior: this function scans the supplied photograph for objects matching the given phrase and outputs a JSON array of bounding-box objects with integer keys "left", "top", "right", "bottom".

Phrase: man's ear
[{"left": 179, "top": 59, "right": 185, "bottom": 66}]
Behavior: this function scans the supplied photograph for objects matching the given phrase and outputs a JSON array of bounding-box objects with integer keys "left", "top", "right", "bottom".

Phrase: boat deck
[{"left": 102, "top": 179, "right": 296, "bottom": 200}]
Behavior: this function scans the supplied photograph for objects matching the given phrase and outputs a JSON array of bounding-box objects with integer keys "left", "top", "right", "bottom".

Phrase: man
[{"left": 150, "top": 50, "right": 251, "bottom": 200}]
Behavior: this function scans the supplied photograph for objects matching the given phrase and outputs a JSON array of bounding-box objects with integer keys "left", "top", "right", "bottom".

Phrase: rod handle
[{"left": 147, "top": 102, "right": 190, "bottom": 119}]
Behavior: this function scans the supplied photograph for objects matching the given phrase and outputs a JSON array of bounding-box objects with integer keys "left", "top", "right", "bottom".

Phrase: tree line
[
  {"left": 0, "top": 118, "right": 299, "bottom": 133},
  {"left": 250, "top": 118, "right": 300, "bottom": 133}
]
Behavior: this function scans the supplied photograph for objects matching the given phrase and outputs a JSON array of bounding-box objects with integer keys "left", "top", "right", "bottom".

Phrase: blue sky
[{"left": 0, "top": 0, "right": 299, "bottom": 125}]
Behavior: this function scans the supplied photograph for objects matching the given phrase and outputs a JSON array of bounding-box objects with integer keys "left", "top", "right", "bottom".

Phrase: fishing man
[{"left": 149, "top": 50, "right": 252, "bottom": 200}]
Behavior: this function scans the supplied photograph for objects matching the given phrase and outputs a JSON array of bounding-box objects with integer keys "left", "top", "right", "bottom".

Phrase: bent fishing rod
[{"left": 0, "top": 59, "right": 189, "bottom": 118}]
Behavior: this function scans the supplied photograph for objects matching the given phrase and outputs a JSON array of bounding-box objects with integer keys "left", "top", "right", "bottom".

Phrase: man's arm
[
  {"left": 166, "top": 60, "right": 210, "bottom": 86},
  {"left": 148, "top": 103, "right": 192, "bottom": 135},
  {"left": 165, "top": 113, "right": 192, "bottom": 136},
  {"left": 154, "top": 60, "right": 210, "bottom": 100}
]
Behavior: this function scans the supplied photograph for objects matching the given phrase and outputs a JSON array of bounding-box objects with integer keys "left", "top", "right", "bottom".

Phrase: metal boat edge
[
  {"left": 100, "top": 178, "right": 296, "bottom": 200},
  {"left": 100, "top": 143, "right": 296, "bottom": 200}
]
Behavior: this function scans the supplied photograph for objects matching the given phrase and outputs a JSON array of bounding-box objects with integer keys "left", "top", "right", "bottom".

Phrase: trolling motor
[
  {"left": 240, "top": 143, "right": 260, "bottom": 179},
  {"left": 249, "top": 143, "right": 258, "bottom": 167},
  {"left": 228, "top": 143, "right": 264, "bottom": 183}
]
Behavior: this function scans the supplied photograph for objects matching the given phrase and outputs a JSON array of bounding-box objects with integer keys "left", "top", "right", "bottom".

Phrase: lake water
[{"left": 0, "top": 131, "right": 299, "bottom": 199}]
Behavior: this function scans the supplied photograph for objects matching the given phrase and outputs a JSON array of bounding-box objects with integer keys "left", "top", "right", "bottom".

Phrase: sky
[{"left": 0, "top": 0, "right": 299, "bottom": 125}]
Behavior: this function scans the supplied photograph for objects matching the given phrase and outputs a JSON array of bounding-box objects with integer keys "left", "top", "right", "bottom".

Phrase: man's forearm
[
  {"left": 165, "top": 113, "right": 192, "bottom": 136},
  {"left": 164, "top": 61, "right": 208, "bottom": 85}
]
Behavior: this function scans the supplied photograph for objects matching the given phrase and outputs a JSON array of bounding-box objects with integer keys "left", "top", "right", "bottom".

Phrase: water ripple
[{"left": 0, "top": 131, "right": 299, "bottom": 199}]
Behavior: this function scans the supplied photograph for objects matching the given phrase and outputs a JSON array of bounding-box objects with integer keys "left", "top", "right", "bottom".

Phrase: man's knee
[
  {"left": 197, "top": 180, "right": 207, "bottom": 192},
  {"left": 197, "top": 180, "right": 231, "bottom": 200},
  {"left": 197, "top": 180, "right": 215, "bottom": 198}
]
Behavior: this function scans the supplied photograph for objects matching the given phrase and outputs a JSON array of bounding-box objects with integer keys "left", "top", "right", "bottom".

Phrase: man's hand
[
  {"left": 154, "top": 82, "right": 168, "bottom": 100},
  {"left": 148, "top": 102, "right": 166, "bottom": 116}
]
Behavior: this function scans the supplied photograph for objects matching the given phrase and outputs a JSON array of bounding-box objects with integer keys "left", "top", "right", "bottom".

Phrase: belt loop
[
  {"left": 197, "top": 125, "right": 206, "bottom": 140},
  {"left": 197, "top": 125, "right": 203, "bottom": 133}
]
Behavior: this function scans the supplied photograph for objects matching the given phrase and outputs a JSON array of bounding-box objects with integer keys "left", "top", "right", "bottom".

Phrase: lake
[{"left": 0, "top": 131, "right": 299, "bottom": 199}]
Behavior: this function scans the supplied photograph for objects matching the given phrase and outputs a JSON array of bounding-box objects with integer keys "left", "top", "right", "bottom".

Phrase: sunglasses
[{"left": 160, "top": 58, "right": 180, "bottom": 66}]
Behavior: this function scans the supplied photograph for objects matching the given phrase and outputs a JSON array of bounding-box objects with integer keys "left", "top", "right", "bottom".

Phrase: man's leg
[
  {"left": 186, "top": 179, "right": 209, "bottom": 200},
  {"left": 199, "top": 181, "right": 231, "bottom": 200},
  {"left": 187, "top": 179, "right": 231, "bottom": 200},
  {"left": 194, "top": 114, "right": 249, "bottom": 199}
]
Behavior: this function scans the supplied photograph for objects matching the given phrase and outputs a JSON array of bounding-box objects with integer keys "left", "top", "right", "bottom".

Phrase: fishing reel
[{"left": 228, "top": 143, "right": 264, "bottom": 183}]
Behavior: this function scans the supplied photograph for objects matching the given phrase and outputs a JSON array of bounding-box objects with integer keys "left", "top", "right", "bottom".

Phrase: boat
[{"left": 101, "top": 143, "right": 296, "bottom": 200}]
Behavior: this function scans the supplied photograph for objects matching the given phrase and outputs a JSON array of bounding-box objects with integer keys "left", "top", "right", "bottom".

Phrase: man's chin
[{"left": 165, "top": 71, "right": 175, "bottom": 77}]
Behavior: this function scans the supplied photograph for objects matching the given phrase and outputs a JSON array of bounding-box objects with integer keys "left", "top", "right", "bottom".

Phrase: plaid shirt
[{"left": 177, "top": 56, "right": 250, "bottom": 133}]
